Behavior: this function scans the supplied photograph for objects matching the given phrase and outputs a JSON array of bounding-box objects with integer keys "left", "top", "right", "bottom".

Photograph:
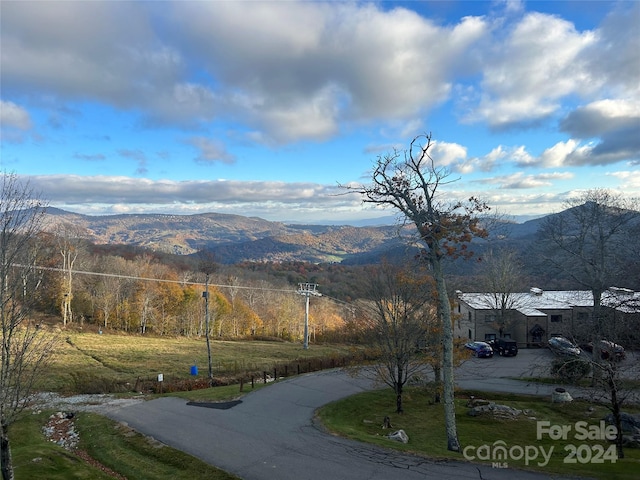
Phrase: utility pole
[
  {"left": 204, "top": 273, "right": 213, "bottom": 382},
  {"left": 297, "top": 283, "right": 321, "bottom": 350}
]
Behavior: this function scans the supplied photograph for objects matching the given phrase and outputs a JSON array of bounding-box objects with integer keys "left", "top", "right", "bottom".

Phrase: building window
[
  {"left": 550, "top": 314, "right": 562, "bottom": 323},
  {"left": 485, "top": 333, "right": 496, "bottom": 341},
  {"left": 484, "top": 314, "right": 496, "bottom": 323}
]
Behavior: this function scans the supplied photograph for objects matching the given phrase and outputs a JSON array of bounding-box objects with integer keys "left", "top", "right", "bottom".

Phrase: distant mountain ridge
[
  {"left": 41, "top": 208, "right": 410, "bottom": 263},
  {"left": 39, "top": 204, "right": 638, "bottom": 265}
]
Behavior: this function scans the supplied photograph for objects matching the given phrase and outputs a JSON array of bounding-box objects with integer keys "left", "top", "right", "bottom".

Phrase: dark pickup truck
[{"left": 489, "top": 338, "right": 518, "bottom": 356}]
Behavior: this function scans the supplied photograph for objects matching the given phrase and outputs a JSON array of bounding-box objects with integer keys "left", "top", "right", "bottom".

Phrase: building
[{"left": 453, "top": 287, "right": 640, "bottom": 347}]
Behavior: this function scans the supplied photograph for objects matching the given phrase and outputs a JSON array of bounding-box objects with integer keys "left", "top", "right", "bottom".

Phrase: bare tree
[
  {"left": 344, "top": 134, "right": 489, "bottom": 452},
  {"left": 476, "top": 248, "right": 529, "bottom": 337},
  {"left": 539, "top": 193, "right": 640, "bottom": 459},
  {"left": 54, "top": 223, "right": 86, "bottom": 326},
  {"left": 355, "top": 262, "right": 435, "bottom": 413},
  {"left": 538, "top": 189, "right": 639, "bottom": 335},
  {"left": 1, "top": 173, "right": 59, "bottom": 480}
]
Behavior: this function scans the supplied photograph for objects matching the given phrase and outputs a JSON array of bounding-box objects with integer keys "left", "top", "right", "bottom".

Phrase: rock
[
  {"left": 552, "top": 389, "right": 573, "bottom": 403},
  {"left": 621, "top": 435, "right": 640, "bottom": 448},
  {"left": 386, "top": 429, "right": 409, "bottom": 444},
  {"left": 604, "top": 413, "right": 640, "bottom": 434},
  {"left": 468, "top": 402, "right": 522, "bottom": 419},
  {"left": 466, "top": 397, "right": 491, "bottom": 407}
]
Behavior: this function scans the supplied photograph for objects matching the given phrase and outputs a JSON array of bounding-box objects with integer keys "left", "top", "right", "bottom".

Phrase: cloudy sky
[{"left": 1, "top": 1, "right": 638, "bottom": 224}]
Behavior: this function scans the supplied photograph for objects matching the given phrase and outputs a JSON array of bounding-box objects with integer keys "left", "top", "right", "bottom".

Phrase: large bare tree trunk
[
  {"left": 343, "top": 133, "right": 487, "bottom": 452},
  {"left": 1, "top": 423, "right": 14, "bottom": 480},
  {"left": 433, "top": 256, "right": 460, "bottom": 451}
]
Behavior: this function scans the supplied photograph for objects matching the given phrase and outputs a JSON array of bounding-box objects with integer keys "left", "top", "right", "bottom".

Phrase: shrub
[{"left": 550, "top": 357, "right": 591, "bottom": 384}]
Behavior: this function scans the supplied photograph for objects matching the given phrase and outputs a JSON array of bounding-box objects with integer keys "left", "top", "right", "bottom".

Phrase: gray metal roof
[{"left": 457, "top": 288, "right": 640, "bottom": 317}]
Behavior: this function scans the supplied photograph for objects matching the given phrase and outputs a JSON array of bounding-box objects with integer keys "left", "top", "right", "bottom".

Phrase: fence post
[
  {"left": 274, "top": 367, "right": 277, "bottom": 381},
  {"left": 263, "top": 371, "right": 267, "bottom": 384},
  {"left": 240, "top": 377, "right": 244, "bottom": 392},
  {"left": 251, "top": 375, "right": 255, "bottom": 389}
]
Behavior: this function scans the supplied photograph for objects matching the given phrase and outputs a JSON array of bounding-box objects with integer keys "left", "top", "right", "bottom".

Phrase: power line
[
  {"left": 12, "top": 263, "right": 296, "bottom": 294},
  {"left": 12, "top": 264, "right": 356, "bottom": 313}
]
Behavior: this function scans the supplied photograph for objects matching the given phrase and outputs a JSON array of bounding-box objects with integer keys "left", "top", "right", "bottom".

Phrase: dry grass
[{"left": 37, "top": 331, "right": 360, "bottom": 393}]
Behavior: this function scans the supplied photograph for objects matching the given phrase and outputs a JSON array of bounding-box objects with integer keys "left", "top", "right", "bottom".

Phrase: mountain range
[{"left": 41, "top": 207, "right": 548, "bottom": 264}]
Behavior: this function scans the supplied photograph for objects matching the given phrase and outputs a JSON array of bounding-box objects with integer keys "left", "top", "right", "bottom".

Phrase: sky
[{"left": 1, "top": 1, "right": 639, "bottom": 225}]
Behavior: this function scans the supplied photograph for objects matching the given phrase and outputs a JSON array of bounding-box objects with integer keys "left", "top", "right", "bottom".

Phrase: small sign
[{"left": 157, "top": 373, "right": 163, "bottom": 382}]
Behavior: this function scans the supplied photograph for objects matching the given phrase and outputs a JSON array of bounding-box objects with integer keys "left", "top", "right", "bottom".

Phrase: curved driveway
[{"left": 104, "top": 352, "right": 584, "bottom": 480}]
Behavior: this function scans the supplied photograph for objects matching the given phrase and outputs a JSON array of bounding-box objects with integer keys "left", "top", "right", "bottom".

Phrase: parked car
[
  {"left": 464, "top": 341, "right": 494, "bottom": 358},
  {"left": 580, "top": 340, "right": 625, "bottom": 361},
  {"left": 489, "top": 338, "right": 518, "bottom": 356},
  {"left": 548, "top": 336, "right": 582, "bottom": 356}
]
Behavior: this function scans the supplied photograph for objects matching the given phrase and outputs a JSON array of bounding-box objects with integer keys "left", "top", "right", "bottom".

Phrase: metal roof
[{"left": 457, "top": 288, "right": 640, "bottom": 317}]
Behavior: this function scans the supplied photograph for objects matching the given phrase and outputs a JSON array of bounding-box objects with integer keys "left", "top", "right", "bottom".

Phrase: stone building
[{"left": 453, "top": 287, "right": 639, "bottom": 347}]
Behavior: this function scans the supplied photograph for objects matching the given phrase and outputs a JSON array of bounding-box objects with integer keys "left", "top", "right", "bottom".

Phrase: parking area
[
  {"left": 456, "top": 347, "right": 555, "bottom": 381},
  {"left": 455, "top": 346, "right": 640, "bottom": 384}
]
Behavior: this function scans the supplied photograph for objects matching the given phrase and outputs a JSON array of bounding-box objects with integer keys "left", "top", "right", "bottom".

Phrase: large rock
[
  {"left": 552, "top": 388, "right": 573, "bottom": 403},
  {"left": 604, "top": 412, "right": 640, "bottom": 434},
  {"left": 386, "top": 429, "right": 409, "bottom": 444},
  {"left": 468, "top": 402, "right": 522, "bottom": 419},
  {"left": 622, "top": 435, "right": 640, "bottom": 448}
]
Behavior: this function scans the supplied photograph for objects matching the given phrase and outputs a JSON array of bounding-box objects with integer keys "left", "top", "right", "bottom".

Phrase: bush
[{"left": 550, "top": 357, "right": 591, "bottom": 384}]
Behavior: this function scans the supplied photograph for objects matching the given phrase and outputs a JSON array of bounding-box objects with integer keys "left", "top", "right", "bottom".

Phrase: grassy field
[
  {"left": 317, "top": 386, "right": 640, "bottom": 480},
  {"left": 38, "top": 331, "right": 362, "bottom": 393}
]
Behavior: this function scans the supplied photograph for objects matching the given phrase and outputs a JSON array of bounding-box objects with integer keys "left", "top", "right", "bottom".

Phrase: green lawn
[
  {"left": 10, "top": 410, "right": 239, "bottom": 480},
  {"left": 317, "top": 387, "right": 640, "bottom": 480}
]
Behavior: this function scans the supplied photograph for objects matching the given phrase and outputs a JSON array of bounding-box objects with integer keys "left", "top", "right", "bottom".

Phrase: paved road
[{"left": 104, "top": 350, "right": 595, "bottom": 480}]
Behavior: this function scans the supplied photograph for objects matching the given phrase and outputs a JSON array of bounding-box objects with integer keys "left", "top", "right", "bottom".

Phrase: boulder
[
  {"left": 386, "top": 429, "right": 409, "bottom": 444},
  {"left": 621, "top": 435, "right": 640, "bottom": 448},
  {"left": 468, "top": 402, "right": 522, "bottom": 419},
  {"left": 604, "top": 413, "right": 640, "bottom": 434},
  {"left": 552, "top": 388, "right": 573, "bottom": 403}
]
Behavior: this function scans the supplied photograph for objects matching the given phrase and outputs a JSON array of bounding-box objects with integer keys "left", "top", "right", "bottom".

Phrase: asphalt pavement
[{"left": 103, "top": 349, "right": 607, "bottom": 480}]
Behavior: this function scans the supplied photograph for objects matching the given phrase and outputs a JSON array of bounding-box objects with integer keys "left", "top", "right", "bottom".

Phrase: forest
[{"left": 22, "top": 201, "right": 640, "bottom": 344}]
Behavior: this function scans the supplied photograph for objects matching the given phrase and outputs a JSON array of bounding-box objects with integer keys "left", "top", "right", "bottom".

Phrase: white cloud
[
  {"left": 23, "top": 174, "right": 372, "bottom": 222},
  {"left": 537, "top": 140, "right": 580, "bottom": 168},
  {"left": 476, "top": 171, "right": 573, "bottom": 189},
  {"left": 0, "top": 100, "right": 32, "bottom": 130},
  {"left": 429, "top": 141, "right": 467, "bottom": 171},
  {"left": 607, "top": 171, "right": 640, "bottom": 191},
  {"left": 25, "top": 174, "right": 350, "bottom": 205},
  {"left": 582, "top": 2, "right": 640, "bottom": 99},
  {"left": 468, "top": 11, "right": 597, "bottom": 129},
  {"left": 0, "top": 1, "right": 490, "bottom": 144},
  {"left": 561, "top": 99, "right": 640, "bottom": 138}
]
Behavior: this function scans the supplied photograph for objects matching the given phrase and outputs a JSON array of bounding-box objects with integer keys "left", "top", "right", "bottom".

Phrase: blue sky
[{"left": 1, "top": 1, "right": 638, "bottom": 224}]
